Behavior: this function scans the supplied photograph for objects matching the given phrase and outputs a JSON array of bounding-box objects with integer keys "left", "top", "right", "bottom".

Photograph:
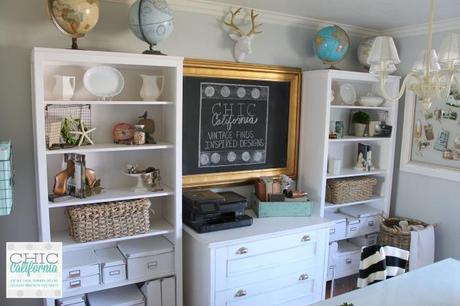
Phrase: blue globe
[{"left": 312, "top": 25, "right": 350, "bottom": 67}]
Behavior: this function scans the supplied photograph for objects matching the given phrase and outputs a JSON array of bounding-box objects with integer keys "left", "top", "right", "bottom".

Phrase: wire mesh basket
[
  {"left": 0, "top": 141, "right": 13, "bottom": 216},
  {"left": 45, "top": 104, "right": 92, "bottom": 147}
]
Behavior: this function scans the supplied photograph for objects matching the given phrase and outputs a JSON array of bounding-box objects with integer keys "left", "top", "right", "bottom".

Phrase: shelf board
[
  {"left": 330, "top": 105, "right": 392, "bottom": 111},
  {"left": 326, "top": 168, "right": 386, "bottom": 179},
  {"left": 45, "top": 100, "right": 174, "bottom": 105},
  {"left": 46, "top": 142, "right": 174, "bottom": 154},
  {"left": 61, "top": 273, "right": 175, "bottom": 298},
  {"left": 53, "top": 218, "right": 174, "bottom": 251},
  {"left": 329, "top": 136, "right": 390, "bottom": 143},
  {"left": 324, "top": 196, "right": 385, "bottom": 209},
  {"left": 48, "top": 186, "right": 174, "bottom": 208}
]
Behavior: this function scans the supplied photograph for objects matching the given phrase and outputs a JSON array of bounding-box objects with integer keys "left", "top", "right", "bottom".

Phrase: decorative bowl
[{"left": 358, "top": 96, "right": 384, "bottom": 107}]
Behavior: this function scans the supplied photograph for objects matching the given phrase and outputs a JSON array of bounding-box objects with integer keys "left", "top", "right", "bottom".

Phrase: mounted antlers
[{"left": 224, "top": 8, "right": 262, "bottom": 62}]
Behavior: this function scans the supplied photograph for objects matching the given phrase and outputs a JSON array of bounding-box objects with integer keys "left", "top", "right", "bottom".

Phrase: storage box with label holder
[
  {"left": 328, "top": 240, "right": 361, "bottom": 279},
  {"left": 350, "top": 233, "right": 379, "bottom": 247},
  {"left": 56, "top": 294, "right": 86, "bottom": 306},
  {"left": 87, "top": 284, "right": 145, "bottom": 306},
  {"left": 340, "top": 204, "right": 382, "bottom": 237},
  {"left": 324, "top": 211, "right": 348, "bottom": 241},
  {"left": 63, "top": 249, "right": 100, "bottom": 292},
  {"left": 140, "top": 276, "right": 176, "bottom": 306},
  {"left": 118, "top": 236, "right": 174, "bottom": 280},
  {"left": 254, "top": 196, "right": 312, "bottom": 218},
  {"left": 95, "top": 247, "right": 127, "bottom": 284}
]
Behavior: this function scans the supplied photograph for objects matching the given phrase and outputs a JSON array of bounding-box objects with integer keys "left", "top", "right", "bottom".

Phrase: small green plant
[
  {"left": 340, "top": 303, "right": 354, "bottom": 306},
  {"left": 352, "top": 111, "right": 370, "bottom": 124}
]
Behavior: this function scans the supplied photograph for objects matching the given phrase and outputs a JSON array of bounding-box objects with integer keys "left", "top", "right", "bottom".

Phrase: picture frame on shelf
[
  {"left": 182, "top": 59, "right": 301, "bottom": 188},
  {"left": 400, "top": 90, "right": 460, "bottom": 182}
]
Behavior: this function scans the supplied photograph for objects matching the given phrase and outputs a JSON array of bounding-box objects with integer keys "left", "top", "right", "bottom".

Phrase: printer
[{"left": 182, "top": 190, "right": 253, "bottom": 233}]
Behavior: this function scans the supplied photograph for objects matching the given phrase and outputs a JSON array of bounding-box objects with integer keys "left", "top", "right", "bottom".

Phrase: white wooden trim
[
  {"left": 383, "top": 17, "right": 460, "bottom": 38},
  {"left": 400, "top": 90, "right": 460, "bottom": 182}
]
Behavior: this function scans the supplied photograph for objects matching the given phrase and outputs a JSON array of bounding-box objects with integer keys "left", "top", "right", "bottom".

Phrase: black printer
[{"left": 182, "top": 190, "right": 253, "bottom": 233}]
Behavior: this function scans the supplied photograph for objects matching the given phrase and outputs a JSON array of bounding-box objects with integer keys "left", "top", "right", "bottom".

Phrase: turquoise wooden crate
[{"left": 254, "top": 197, "right": 313, "bottom": 218}]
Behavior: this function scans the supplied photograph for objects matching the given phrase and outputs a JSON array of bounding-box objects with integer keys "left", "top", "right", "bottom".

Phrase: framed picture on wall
[
  {"left": 400, "top": 89, "right": 460, "bottom": 182},
  {"left": 182, "top": 59, "right": 301, "bottom": 188}
]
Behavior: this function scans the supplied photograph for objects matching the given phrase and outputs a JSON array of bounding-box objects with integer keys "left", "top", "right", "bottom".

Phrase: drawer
[
  {"left": 63, "top": 264, "right": 99, "bottom": 280},
  {"left": 102, "top": 264, "right": 126, "bottom": 284},
  {"left": 226, "top": 230, "right": 319, "bottom": 260},
  {"left": 332, "top": 243, "right": 361, "bottom": 279},
  {"left": 215, "top": 270, "right": 321, "bottom": 306},
  {"left": 63, "top": 274, "right": 99, "bottom": 292},
  {"left": 328, "top": 221, "right": 347, "bottom": 242},
  {"left": 126, "top": 251, "right": 174, "bottom": 280},
  {"left": 347, "top": 216, "right": 380, "bottom": 238},
  {"left": 350, "top": 233, "right": 379, "bottom": 247}
]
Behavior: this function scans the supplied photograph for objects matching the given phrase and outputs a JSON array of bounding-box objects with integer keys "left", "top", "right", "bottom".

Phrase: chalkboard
[
  {"left": 182, "top": 59, "right": 301, "bottom": 187},
  {"left": 183, "top": 77, "right": 290, "bottom": 174}
]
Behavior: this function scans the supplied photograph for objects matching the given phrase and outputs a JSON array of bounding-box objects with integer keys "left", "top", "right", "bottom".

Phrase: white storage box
[
  {"left": 63, "top": 249, "right": 100, "bottom": 292},
  {"left": 95, "top": 247, "right": 127, "bottom": 284},
  {"left": 141, "top": 279, "right": 161, "bottom": 306},
  {"left": 56, "top": 294, "right": 86, "bottom": 306},
  {"left": 118, "top": 236, "right": 174, "bottom": 280},
  {"left": 161, "top": 276, "right": 176, "bottom": 306},
  {"left": 332, "top": 240, "right": 361, "bottom": 279},
  {"left": 340, "top": 205, "right": 382, "bottom": 237},
  {"left": 87, "top": 285, "right": 145, "bottom": 306},
  {"left": 350, "top": 233, "right": 379, "bottom": 247},
  {"left": 324, "top": 211, "right": 348, "bottom": 241}
]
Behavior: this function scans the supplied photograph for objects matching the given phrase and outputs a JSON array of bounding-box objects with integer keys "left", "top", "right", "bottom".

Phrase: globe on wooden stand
[{"left": 47, "top": 0, "right": 100, "bottom": 49}]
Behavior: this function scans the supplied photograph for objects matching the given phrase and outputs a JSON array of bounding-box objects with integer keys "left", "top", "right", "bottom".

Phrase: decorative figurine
[
  {"left": 70, "top": 121, "right": 96, "bottom": 146},
  {"left": 112, "top": 123, "right": 135, "bottom": 144},
  {"left": 224, "top": 8, "right": 262, "bottom": 62},
  {"left": 124, "top": 164, "right": 162, "bottom": 192},
  {"left": 138, "top": 111, "right": 156, "bottom": 144}
]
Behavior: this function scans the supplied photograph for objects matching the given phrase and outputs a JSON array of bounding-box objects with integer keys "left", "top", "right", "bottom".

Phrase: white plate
[
  {"left": 83, "top": 66, "right": 124, "bottom": 100},
  {"left": 340, "top": 83, "right": 357, "bottom": 105}
]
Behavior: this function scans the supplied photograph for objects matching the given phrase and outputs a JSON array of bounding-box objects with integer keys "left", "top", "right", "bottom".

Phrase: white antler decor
[{"left": 224, "top": 8, "right": 262, "bottom": 62}]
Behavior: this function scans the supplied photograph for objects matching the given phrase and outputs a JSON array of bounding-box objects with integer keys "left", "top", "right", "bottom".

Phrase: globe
[
  {"left": 48, "top": 0, "right": 100, "bottom": 48},
  {"left": 129, "top": 0, "right": 175, "bottom": 54},
  {"left": 358, "top": 37, "right": 376, "bottom": 69},
  {"left": 312, "top": 25, "right": 350, "bottom": 68}
]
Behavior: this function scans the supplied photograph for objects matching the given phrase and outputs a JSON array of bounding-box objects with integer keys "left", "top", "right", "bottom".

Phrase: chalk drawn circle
[
  {"left": 241, "top": 151, "right": 251, "bottom": 162},
  {"left": 211, "top": 153, "right": 221, "bottom": 164},
  {"left": 253, "top": 151, "right": 263, "bottom": 162},
  {"left": 227, "top": 151, "right": 237, "bottom": 162},
  {"left": 204, "top": 86, "right": 215, "bottom": 97},
  {"left": 220, "top": 86, "right": 231, "bottom": 97},
  {"left": 200, "top": 153, "right": 210, "bottom": 166},
  {"left": 251, "top": 88, "right": 261, "bottom": 99},
  {"left": 237, "top": 87, "right": 246, "bottom": 98}
]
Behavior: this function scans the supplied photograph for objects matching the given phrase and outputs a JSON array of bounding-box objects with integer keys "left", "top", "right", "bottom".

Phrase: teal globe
[
  {"left": 312, "top": 25, "right": 350, "bottom": 68},
  {"left": 129, "top": 0, "right": 174, "bottom": 54}
]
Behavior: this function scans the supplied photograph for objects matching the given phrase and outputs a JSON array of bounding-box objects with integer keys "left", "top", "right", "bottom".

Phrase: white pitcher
[
  {"left": 140, "top": 74, "right": 164, "bottom": 101},
  {"left": 52, "top": 75, "right": 75, "bottom": 100}
]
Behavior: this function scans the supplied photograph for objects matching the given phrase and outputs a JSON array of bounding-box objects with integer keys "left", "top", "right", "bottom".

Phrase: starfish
[{"left": 70, "top": 122, "right": 96, "bottom": 146}]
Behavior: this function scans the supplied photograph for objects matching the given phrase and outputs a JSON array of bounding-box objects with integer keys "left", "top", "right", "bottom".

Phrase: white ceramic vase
[
  {"left": 354, "top": 123, "right": 367, "bottom": 137},
  {"left": 52, "top": 75, "right": 75, "bottom": 100},
  {"left": 140, "top": 74, "right": 164, "bottom": 101}
]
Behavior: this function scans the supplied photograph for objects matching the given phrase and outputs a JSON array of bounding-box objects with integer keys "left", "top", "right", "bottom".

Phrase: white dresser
[{"left": 183, "top": 216, "right": 332, "bottom": 306}]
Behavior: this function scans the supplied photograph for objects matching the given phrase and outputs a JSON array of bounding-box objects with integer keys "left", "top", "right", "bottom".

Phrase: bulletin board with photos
[{"left": 410, "top": 89, "right": 460, "bottom": 170}]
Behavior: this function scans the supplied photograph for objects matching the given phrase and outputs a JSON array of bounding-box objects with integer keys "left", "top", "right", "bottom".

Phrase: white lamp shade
[
  {"left": 367, "top": 36, "right": 400, "bottom": 65},
  {"left": 412, "top": 49, "right": 441, "bottom": 73},
  {"left": 439, "top": 33, "right": 460, "bottom": 64}
]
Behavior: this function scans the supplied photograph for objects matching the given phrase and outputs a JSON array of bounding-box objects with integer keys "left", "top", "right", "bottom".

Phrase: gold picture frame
[{"left": 183, "top": 59, "right": 301, "bottom": 188}]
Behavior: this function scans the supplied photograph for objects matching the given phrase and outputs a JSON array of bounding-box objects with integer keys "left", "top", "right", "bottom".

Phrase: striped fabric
[{"left": 357, "top": 245, "right": 409, "bottom": 288}]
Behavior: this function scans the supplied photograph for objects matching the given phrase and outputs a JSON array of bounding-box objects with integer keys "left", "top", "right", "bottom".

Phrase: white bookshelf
[
  {"left": 297, "top": 70, "right": 399, "bottom": 217},
  {"left": 31, "top": 48, "right": 183, "bottom": 306}
]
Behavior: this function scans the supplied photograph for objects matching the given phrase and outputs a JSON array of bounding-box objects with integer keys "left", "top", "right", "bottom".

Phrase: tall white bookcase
[
  {"left": 31, "top": 48, "right": 183, "bottom": 306},
  {"left": 298, "top": 70, "right": 400, "bottom": 218}
]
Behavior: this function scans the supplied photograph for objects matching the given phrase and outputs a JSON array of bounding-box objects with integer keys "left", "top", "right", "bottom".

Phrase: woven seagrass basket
[
  {"left": 66, "top": 198, "right": 151, "bottom": 243},
  {"left": 379, "top": 216, "right": 429, "bottom": 251},
  {"left": 326, "top": 176, "right": 377, "bottom": 204}
]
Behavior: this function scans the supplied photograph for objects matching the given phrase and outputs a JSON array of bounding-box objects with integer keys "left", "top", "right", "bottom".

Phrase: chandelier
[{"left": 367, "top": 0, "right": 460, "bottom": 110}]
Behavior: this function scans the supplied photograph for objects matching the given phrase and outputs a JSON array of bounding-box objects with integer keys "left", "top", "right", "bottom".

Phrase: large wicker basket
[
  {"left": 326, "top": 176, "right": 377, "bottom": 204},
  {"left": 66, "top": 198, "right": 151, "bottom": 243},
  {"left": 379, "top": 216, "right": 429, "bottom": 251}
]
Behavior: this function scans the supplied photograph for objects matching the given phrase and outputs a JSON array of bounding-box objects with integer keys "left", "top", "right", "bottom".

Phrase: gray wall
[
  {"left": 391, "top": 31, "right": 460, "bottom": 261},
  {"left": 0, "top": 1, "right": 363, "bottom": 305}
]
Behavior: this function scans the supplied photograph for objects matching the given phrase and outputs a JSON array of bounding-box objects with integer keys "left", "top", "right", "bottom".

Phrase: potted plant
[{"left": 352, "top": 111, "right": 370, "bottom": 137}]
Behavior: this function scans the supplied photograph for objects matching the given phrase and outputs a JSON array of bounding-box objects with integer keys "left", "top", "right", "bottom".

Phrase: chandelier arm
[{"left": 378, "top": 72, "right": 417, "bottom": 102}]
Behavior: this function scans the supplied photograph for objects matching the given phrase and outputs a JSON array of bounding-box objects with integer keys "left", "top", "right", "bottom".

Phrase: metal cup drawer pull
[
  {"left": 298, "top": 273, "right": 309, "bottom": 281},
  {"left": 69, "top": 280, "right": 81, "bottom": 288},
  {"left": 234, "top": 289, "right": 247, "bottom": 298},
  {"left": 301, "top": 235, "right": 311, "bottom": 242},
  {"left": 236, "top": 247, "right": 248, "bottom": 255},
  {"left": 68, "top": 270, "right": 81, "bottom": 278},
  {"left": 147, "top": 261, "right": 158, "bottom": 269}
]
